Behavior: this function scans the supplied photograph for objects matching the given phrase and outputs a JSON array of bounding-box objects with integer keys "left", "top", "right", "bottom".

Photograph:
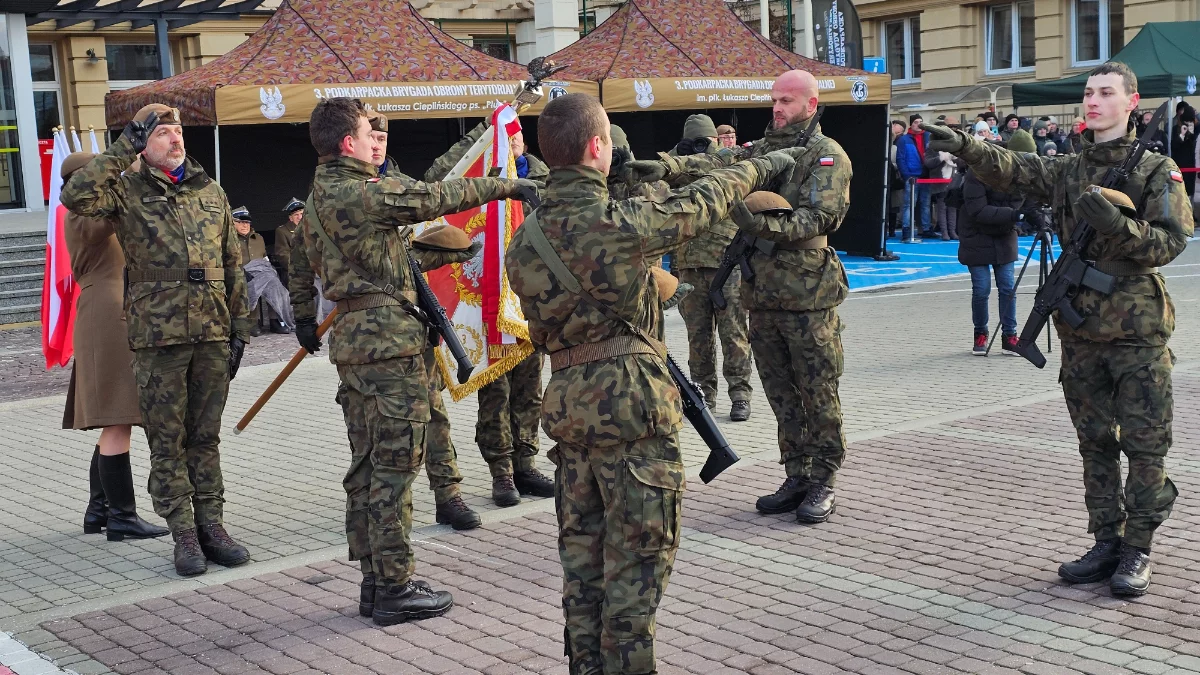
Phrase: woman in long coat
[{"left": 61, "top": 152, "right": 168, "bottom": 542}]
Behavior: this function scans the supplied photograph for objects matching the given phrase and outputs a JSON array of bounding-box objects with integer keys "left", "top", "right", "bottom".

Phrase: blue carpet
[{"left": 842, "top": 236, "right": 1062, "bottom": 290}]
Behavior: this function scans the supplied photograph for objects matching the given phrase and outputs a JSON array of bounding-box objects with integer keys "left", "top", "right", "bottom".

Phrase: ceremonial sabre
[{"left": 234, "top": 308, "right": 337, "bottom": 434}]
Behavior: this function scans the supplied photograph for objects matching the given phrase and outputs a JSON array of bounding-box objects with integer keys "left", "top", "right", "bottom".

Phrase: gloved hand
[
  {"left": 123, "top": 111, "right": 159, "bottom": 153},
  {"left": 610, "top": 146, "right": 633, "bottom": 175},
  {"left": 465, "top": 240, "right": 483, "bottom": 258},
  {"left": 625, "top": 160, "right": 669, "bottom": 184},
  {"left": 228, "top": 336, "right": 246, "bottom": 381},
  {"left": 921, "top": 123, "right": 967, "bottom": 154},
  {"left": 729, "top": 200, "right": 769, "bottom": 236},
  {"left": 751, "top": 150, "right": 797, "bottom": 190},
  {"left": 1074, "top": 190, "right": 1129, "bottom": 237},
  {"left": 1022, "top": 206, "right": 1048, "bottom": 232},
  {"left": 295, "top": 316, "right": 322, "bottom": 354},
  {"left": 512, "top": 179, "right": 542, "bottom": 205},
  {"left": 662, "top": 281, "right": 693, "bottom": 311}
]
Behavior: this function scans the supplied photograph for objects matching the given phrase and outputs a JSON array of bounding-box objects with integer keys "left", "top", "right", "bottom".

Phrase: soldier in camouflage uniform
[
  {"left": 60, "top": 103, "right": 252, "bottom": 577},
  {"left": 423, "top": 118, "right": 557, "bottom": 507},
  {"left": 287, "top": 97, "right": 535, "bottom": 625},
  {"left": 505, "top": 93, "right": 797, "bottom": 675},
  {"left": 927, "top": 62, "right": 1193, "bottom": 596}
]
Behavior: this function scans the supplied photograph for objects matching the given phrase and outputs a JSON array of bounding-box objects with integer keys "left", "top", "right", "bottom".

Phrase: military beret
[
  {"left": 283, "top": 197, "right": 305, "bottom": 213},
  {"left": 413, "top": 224, "right": 472, "bottom": 252},
  {"left": 1086, "top": 185, "right": 1137, "bottom": 218},
  {"left": 716, "top": 124, "right": 735, "bottom": 135},
  {"left": 61, "top": 152, "right": 96, "bottom": 179},
  {"left": 743, "top": 191, "right": 793, "bottom": 217},
  {"left": 649, "top": 267, "right": 678, "bottom": 302},
  {"left": 367, "top": 109, "right": 388, "bottom": 132},
  {"left": 134, "top": 103, "right": 181, "bottom": 126},
  {"left": 232, "top": 206, "right": 251, "bottom": 221}
]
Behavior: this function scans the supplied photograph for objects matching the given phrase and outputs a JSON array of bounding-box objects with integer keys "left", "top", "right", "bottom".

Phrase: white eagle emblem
[
  {"left": 260, "top": 86, "right": 285, "bottom": 120},
  {"left": 1188, "top": 75, "right": 1197, "bottom": 95},
  {"left": 634, "top": 79, "right": 655, "bottom": 109}
]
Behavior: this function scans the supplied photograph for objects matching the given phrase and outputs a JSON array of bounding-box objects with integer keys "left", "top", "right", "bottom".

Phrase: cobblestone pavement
[{"left": 2, "top": 249, "right": 1200, "bottom": 675}]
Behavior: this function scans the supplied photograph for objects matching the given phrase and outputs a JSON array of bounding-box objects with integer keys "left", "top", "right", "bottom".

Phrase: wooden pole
[{"left": 234, "top": 309, "right": 337, "bottom": 434}]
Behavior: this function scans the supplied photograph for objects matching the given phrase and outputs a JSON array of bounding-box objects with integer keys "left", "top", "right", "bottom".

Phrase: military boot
[
  {"left": 1110, "top": 546, "right": 1152, "bottom": 597},
  {"left": 1057, "top": 539, "right": 1121, "bottom": 584},
  {"left": 372, "top": 580, "right": 453, "bottom": 626},
  {"left": 197, "top": 524, "right": 251, "bottom": 567},
  {"left": 492, "top": 476, "right": 521, "bottom": 507},
  {"left": 755, "top": 476, "right": 809, "bottom": 514},
  {"left": 435, "top": 496, "right": 482, "bottom": 531},
  {"left": 729, "top": 401, "right": 751, "bottom": 422},
  {"left": 796, "top": 485, "right": 836, "bottom": 523},
  {"left": 83, "top": 447, "right": 108, "bottom": 534},
  {"left": 173, "top": 528, "right": 207, "bottom": 577},
  {"left": 514, "top": 468, "right": 555, "bottom": 498},
  {"left": 98, "top": 453, "right": 169, "bottom": 542},
  {"left": 361, "top": 574, "right": 431, "bottom": 616}
]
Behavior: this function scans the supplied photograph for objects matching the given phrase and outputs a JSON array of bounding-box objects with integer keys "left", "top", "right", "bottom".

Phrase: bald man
[{"left": 731, "top": 70, "right": 853, "bottom": 523}]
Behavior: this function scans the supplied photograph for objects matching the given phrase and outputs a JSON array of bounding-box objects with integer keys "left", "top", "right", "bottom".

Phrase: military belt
[
  {"left": 336, "top": 291, "right": 419, "bottom": 313},
  {"left": 1093, "top": 260, "right": 1158, "bottom": 276},
  {"left": 549, "top": 335, "right": 666, "bottom": 372},
  {"left": 774, "top": 235, "right": 828, "bottom": 251},
  {"left": 126, "top": 268, "right": 225, "bottom": 282}
]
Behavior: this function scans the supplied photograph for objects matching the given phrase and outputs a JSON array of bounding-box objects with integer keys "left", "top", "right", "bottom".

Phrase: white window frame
[
  {"left": 985, "top": 2, "right": 1036, "bottom": 75},
  {"left": 882, "top": 17, "right": 921, "bottom": 85},
  {"left": 29, "top": 43, "right": 64, "bottom": 137},
  {"left": 1071, "top": 0, "right": 1120, "bottom": 67}
]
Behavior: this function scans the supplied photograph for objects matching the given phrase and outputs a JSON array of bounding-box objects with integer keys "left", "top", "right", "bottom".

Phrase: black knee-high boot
[
  {"left": 83, "top": 446, "right": 108, "bottom": 534},
  {"left": 98, "top": 452, "right": 169, "bottom": 541}
]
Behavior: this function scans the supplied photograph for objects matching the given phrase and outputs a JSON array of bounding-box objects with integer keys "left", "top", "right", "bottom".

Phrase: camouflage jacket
[
  {"left": 59, "top": 134, "right": 250, "bottom": 349},
  {"left": 665, "top": 147, "right": 741, "bottom": 269},
  {"left": 423, "top": 122, "right": 549, "bottom": 183},
  {"left": 287, "top": 155, "right": 521, "bottom": 365},
  {"left": 743, "top": 120, "right": 852, "bottom": 313},
  {"left": 960, "top": 128, "right": 1194, "bottom": 346},
  {"left": 505, "top": 160, "right": 773, "bottom": 447}
]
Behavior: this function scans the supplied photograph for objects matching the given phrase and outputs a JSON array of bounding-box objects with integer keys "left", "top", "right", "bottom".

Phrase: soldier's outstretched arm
[
  {"left": 60, "top": 134, "right": 136, "bottom": 219},
  {"left": 287, "top": 225, "right": 316, "bottom": 323},
  {"left": 423, "top": 121, "right": 488, "bottom": 182},
  {"left": 624, "top": 150, "right": 738, "bottom": 187},
  {"left": 368, "top": 176, "right": 527, "bottom": 228},
  {"left": 732, "top": 144, "right": 852, "bottom": 243},
  {"left": 925, "top": 124, "right": 1059, "bottom": 202},
  {"left": 220, "top": 198, "right": 252, "bottom": 340},
  {"left": 1084, "top": 161, "right": 1194, "bottom": 267}
]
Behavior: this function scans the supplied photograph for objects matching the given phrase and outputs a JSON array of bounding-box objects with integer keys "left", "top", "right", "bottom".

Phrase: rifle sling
[{"left": 522, "top": 211, "right": 668, "bottom": 365}]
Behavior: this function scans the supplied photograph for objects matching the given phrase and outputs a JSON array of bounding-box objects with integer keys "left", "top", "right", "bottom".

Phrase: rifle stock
[{"left": 666, "top": 354, "right": 739, "bottom": 483}]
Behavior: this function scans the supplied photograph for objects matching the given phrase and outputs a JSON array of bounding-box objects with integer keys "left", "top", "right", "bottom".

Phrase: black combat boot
[
  {"left": 729, "top": 401, "right": 751, "bottom": 422},
  {"left": 435, "top": 496, "right": 482, "bottom": 530},
  {"left": 755, "top": 476, "right": 809, "bottom": 514},
  {"left": 83, "top": 447, "right": 108, "bottom": 534},
  {"left": 1057, "top": 539, "right": 1121, "bottom": 584},
  {"left": 197, "top": 524, "right": 251, "bottom": 567},
  {"left": 361, "top": 574, "right": 431, "bottom": 616},
  {"left": 796, "top": 484, "right": 836, "bottom": 523},
  {"left": 514, "top": 468, "right": 555, "bottom": 498},
  {"left": 1110, "top": 545, "right": 1152, "bottom": 597},
  {"left": 271, "top": 319, "right": 293, "bottom": 334},
  {"left": 173, "top": 528, "right": 207, "bottom": 577},
  {"left": 492, "top": 475, "right": 521, "bottom": 507},
  {"left": 98, "top": 453, "right": 169, "bottom": 541},
  {"left": 372, "top": 580, "right": 454, "bottom": 626}
]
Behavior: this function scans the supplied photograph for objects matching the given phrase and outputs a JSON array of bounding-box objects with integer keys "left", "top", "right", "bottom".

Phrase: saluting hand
[{"left": 124, "top": 111, "right": 159, "bottom": 154}]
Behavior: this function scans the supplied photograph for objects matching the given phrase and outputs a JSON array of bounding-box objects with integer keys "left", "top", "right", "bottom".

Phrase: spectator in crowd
[
  {"left": 926, "top": 146, "right": 963, "bottom": 240},
  {"left": 889, "top": 120, "right": 906, "bottom": 236},
  {"left": 1045, "top": 117, "right": 1069, "bottom": 153},
  {"left": 233, "top": 206, "right": 294, "bottom": 336},
  {"left": 980, "top": 111, "right": 999, "bottom": 135},
  {"left": 1000, "top": 114, "right": 1020, "bottom": 142},
  {"left": 1171, "top": 107, "right": 1196, "bottom": 199},
  {"left": 1066, "top": 117, "right": 1086, "bottom": 154},
  {"left": 1042, "top": 142, "right": 1060, "bottom": 158},
  {"left": 972, "top": 120, "right": 995, "bottom": 142},
  {"left": 895, "top": 113, "right": 932, "bottom": 239},
  {"left": 717, "top": 124, "right": 738, "bottom": 148},
  {"left": 957, "top": 129, "right": 1038, "bottom": 356},
  {"left": 1032, "top": 119, "right": 1052, "bottom": 152}
]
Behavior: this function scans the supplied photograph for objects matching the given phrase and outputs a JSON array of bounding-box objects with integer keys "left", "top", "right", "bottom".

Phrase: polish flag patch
[
  {"left": 1170, "top": 170, "right": 1183, "bottom": 182},
  {"left": 819, "top": 157, "right": 835, "bottom": 166}
]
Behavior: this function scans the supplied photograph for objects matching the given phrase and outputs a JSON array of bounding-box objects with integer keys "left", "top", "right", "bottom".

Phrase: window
[
  {"left": 472, "top": 37, "right": 512, "bottom": 61},
  {"left": 883, "top": 17, "right": 921, "bottom": 84},
  {"left": 30, "top": 44, "right": 63, "bottom": 140},
  {"left": 986, "top": 2, "right": 1035, "bottom": 74},
  {"left": 106, "top": 43, "right": 160, "bottom": 83},
  {"left": 579, "top": 10, "right": 597, "bottom": 37},
  {"left": 1072, "top": 0, "right": 1124, "bottom": 66}
]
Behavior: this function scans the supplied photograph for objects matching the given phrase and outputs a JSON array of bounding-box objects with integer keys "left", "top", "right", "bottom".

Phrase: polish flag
[{"left": 41, "top": 128, "right": 78, "bottom": 369}]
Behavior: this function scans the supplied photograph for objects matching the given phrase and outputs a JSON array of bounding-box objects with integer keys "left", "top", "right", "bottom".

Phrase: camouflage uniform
[
  {"left": 60, "top": 134, "right": 249, "bottom": 533},
  {"left": 288, "top": 155, "right": 520, "bottom": 584},
  {"left": 506, "top": 157, "right": 783, "bottom": 675},
  {"left": 958, "top": 128, "right": 1193, "bottom": 549},
  {"left": 738, "top": 121, "right": 852, "bottom": 487}
]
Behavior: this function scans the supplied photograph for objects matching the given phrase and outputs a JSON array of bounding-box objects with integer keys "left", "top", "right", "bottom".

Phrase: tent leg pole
[{"left": 214, "top": 125, "right": 222, "bottom": 184}]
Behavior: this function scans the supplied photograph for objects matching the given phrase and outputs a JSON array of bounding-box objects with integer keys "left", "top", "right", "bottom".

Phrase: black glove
[
  {"left": 626, "top": 160, "right": 669, "bottom": 184},
  {"left": 228, "top": 336, "right": 246, "bottom": 381},
  {"left": 921, "top": 123, "right": 967, "bottom": 154},
  {"left": 295, "top": 317, "right": 322, "bottom": 354},
  {"left": 1023, "top": 206, "right": 1048, "bottom": 232},
  {"left": 123, "top": 111, "right": 159, "bottom": 154},
  {"left": 512, "top": 179, "right": 543, "bottom": 205},
  {"left": 610, "top": 146, "right": 633, "bottom": 175},
  {"left": 1074, "top": 190, "right": 1129, "bottom": 237}
]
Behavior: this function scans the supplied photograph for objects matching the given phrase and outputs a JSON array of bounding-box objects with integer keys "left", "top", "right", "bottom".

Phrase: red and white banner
[
  {"left": 41, "top": 128, "right": 78, "bottom": 368},
  {"left": 418, "top": 103, "right": 533, "bottom": 401}
]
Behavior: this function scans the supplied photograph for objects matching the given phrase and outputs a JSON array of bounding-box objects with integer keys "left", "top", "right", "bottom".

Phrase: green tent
[{"left": 1012, "top": 21, "right": 1200, "bottom": 107}]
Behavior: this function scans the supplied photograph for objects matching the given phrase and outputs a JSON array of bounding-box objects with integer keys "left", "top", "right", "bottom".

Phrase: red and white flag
[
  {"left": 41, "top": 128, "right": 78, "bottom": 368},
  {"left": 417, "top": 103, "right": 533, "bottom": 401}
]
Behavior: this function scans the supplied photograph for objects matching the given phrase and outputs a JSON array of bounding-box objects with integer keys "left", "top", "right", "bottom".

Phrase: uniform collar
[
  {"left": 140, "top": 156, "right": 210, "bottom": 190},
  {"left": 544, "top": 165, "right": 609, "bottom": 202},
  {"left": 1080, "top": 127, "right": 1136, "bottom": 164},
  {"left": 763, "top": 118, "right": 822, "bottom": 147},
  {"left": 318, "top": 155, "right": 379, "bottom": 180}
]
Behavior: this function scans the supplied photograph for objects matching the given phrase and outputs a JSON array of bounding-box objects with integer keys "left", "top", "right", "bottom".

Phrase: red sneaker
[
  {"left": 1002, "top": 335, "right": 1020, "bottom": 356},
  {"left": 972, "top": 333, "right": 987, "bottom": 356}
]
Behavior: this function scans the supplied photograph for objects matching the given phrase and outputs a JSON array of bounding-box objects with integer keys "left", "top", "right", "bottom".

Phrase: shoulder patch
[
  {"left": 367, "top": 178, "right": 381, "bottom": 183},
  {"left": 819, "top": 157, "right": 835, "bottom": 167},
  {"left": 1169, "top": 170, "right": 1183, "bottom": 183}
]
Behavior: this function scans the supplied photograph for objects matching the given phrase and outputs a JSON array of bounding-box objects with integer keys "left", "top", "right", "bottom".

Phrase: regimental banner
[
  {"left": 601, "top": 74, "right": 890, "bottom": 111},
  {"left": 214, "top": 79, "right": 598, "bottom": 124}
]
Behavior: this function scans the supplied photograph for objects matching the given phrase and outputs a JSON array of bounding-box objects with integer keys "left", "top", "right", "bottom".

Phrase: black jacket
[{"left": 957, "top": 171, "right": 1021, "bottom": 266}]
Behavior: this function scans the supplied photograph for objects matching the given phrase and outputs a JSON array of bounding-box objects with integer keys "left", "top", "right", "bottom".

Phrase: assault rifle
[
  {"left": 408, "top": 256, "right": 474, "bottom": 384},
  {"left": 667, "top": 354, "right": 739, "bottom": 483},
  {"left": 709, "top": 106, "right": 825, "bottom": 309},
  {"left": 1010, "top": 101, "right": 1167, "bottom": 368}
]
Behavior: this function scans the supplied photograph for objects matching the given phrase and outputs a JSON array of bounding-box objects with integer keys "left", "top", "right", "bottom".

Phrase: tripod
[{"left": 986, "top": 223, "right": 1056, "bottom": 356}]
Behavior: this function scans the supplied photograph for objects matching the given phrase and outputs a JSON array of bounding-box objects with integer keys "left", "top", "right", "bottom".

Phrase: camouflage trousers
[
  {"left": 132, "top": 341, "right": 229, "bottom": 533},
  {"left": 337, "top": 355, "right": 430, "bottom": 584},
  {"left": 749, "top": 309, "right": 847, "bottom": 486},
  {"left": 677, "top": 267, "right": 753, "bottom": 406},
  {"left": 423, "top": 346, "right": 463, "bottom": 504},
  {"left": 476, "top": 352, "right": 544, "bottom": 477},
  {"left": 550, "top": 435, "right": 685, "bottom": 675},
  {"left": 1060, "top": 341, "right": 1177, "bottom": 549}
]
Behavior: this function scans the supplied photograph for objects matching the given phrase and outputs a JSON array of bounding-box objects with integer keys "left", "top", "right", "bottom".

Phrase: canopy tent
[
  {"left": 1013, "top": 21, "right": 1200, "bottom": 107},
  {"left": 545, "top": 0, "right": 892, "bottom": 258},
  {"left": 104, "top": 0, "right": 597, "bottom": 128}
]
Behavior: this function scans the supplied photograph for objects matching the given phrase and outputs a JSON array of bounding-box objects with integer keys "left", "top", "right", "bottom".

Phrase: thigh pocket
[
  {"left": 621, "top": 457, "right": 685, "bottom": 553},
  {"left": 375, "top": 395, "right": 431, "bottom": 471}
]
